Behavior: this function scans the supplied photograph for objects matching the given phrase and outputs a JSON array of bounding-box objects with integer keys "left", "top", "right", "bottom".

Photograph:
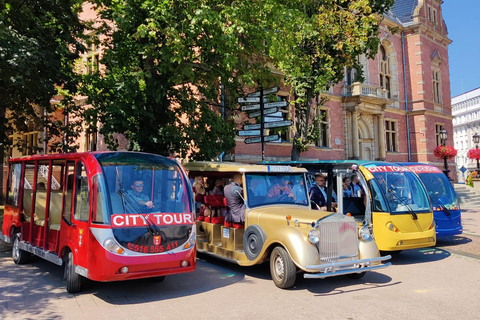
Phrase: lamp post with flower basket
[
  {"left": 433, "top": 129, "right": 456, "bottom": 179},
  {"left": 468, "top": 133, "right": 480, "bottom": 177}
]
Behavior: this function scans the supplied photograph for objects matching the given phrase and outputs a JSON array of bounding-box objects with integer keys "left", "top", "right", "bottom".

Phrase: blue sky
[{"left": 442, "top": 0, "right": 480, "bottom": 98}]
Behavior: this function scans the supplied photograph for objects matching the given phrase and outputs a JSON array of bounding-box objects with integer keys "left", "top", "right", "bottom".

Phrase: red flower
[
  {"left": 433, "top": 145, "right": 457, "bottom": 160},
  {"left": 467, "top": 148, "right": 480, "bottom": 160}
]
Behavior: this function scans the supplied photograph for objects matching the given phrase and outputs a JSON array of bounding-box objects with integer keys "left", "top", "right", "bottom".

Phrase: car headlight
[
  {"left": 103, "top": 237, "right": 124, "bottom": 254},
  {"left": 308, "top": 229, "right": 320, "bottom": 244},
  {"left": 359, "top": 226, "right": 373, "bottom": 242}
]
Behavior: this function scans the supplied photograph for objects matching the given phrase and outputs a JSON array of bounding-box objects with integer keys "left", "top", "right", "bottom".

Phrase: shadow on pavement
[
  {"left": 0, "top": 255, "right": 67, "bottom": 320},
  {"left": 386, "top": 247, "right": 451, "bottom": 266},
  {"left": 436, "top": 235, "right": 472, "bottom": 247},
  {"left": 298, "top": 272, "right": 398, "bottom": 296},
  {"left": 0, "top": 249, "right": 245, "bottom": 307}
]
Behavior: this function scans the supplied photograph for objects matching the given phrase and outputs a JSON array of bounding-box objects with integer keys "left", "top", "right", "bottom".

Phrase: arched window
[{"left": 379, "top": 45, "right": 391, "bottom": 98}]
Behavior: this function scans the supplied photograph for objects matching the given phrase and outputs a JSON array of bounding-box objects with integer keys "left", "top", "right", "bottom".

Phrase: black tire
[
  {"left": 380, "top": 250, "right": 402, "bottom": 256},
  {"left": 347, "top": 271, "right": 366, "bottom": 279},
  {"left": 64, "top": 251, "right": 82, "bottom": 293},
  {"left": 243, "top": 225, "right": 266, "bottom": 261},
  {"left": 270, "top": 246, "right": 296, "bottom": 289},
  {"left": 12, "top": 233, "right": 30, "bottom": 265},
  {"left": 153, "top": 276, "right": 166, "bottom": 282}
]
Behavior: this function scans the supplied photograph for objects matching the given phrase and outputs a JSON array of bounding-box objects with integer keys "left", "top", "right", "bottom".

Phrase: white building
[{"left": 452, "top": 87, "right": 480, "bottom": 181}]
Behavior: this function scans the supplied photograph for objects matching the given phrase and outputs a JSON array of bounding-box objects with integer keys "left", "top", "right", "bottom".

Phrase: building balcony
[{"left": 342, "top": 82, "right": 390, "bottom": 105}]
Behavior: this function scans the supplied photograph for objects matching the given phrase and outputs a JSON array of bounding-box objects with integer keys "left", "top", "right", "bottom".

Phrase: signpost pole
[{"left": 260, "top": 86, "right": 265, "bottom": 161}]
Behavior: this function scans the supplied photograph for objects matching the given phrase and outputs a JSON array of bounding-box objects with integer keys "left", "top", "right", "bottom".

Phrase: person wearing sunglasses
[{"left": 126, "top": 180, "right": 154, "bottom": 209}]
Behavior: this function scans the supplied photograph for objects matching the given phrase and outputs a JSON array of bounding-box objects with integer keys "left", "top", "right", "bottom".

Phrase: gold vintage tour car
[{"left": 184, "top": 161, "right": 391, "bottom": 289}]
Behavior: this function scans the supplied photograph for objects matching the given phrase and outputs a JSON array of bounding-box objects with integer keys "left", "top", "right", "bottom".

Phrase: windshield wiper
[
  {"left": 428, "top": 191, "right": 451, "bottom": 216},
  {"left": 118, "top": 189, "right": 161, "bottom": 235},
  {"left": 387, "top": 187, "right": 418, "bottom": 220}
]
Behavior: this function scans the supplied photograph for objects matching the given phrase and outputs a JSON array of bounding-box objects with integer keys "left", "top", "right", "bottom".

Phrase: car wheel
[
  {"left": 270, "top": 246, "right": 296, "bottom": 289},
  {"left": 12, "top": 233, "right": 30, "bottom": 264},
  {"left": 243, "top": 225, "right": 266, "bottom": 261},
  {"left": 64, "top": 251, "right": 82, "bottom": 293}
]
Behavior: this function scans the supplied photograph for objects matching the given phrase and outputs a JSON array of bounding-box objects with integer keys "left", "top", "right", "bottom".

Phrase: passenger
[
  {"left": 375, "top": 173, "right": 387, "bottom": 191},
  {"left": 342, "top": 176, "right": 353, "bottom": 197},
  {"left": 224, "top": 173, "right": 245, "bottom": 224},
  {"left": 250, "top": 176, "right": 268, "bottom": 197},
  {"left": 193, "top": 175, "right": 207, "bottom": 202},
  {"left": 310, "top": 173, "right": 337, "bottom": 210},
  {"left": 210, "top": 178, "right": 224, "bottom": 195},
  {"left": 292, "top": 177, "right": 307, "bottom": 204},
  {"left": 193, "top": 175, "right": 210, "bottom": 217},
  {"left": 351, "top": 174, "right": 364, "bottom": 197},
  {"left": 37, "top": 182, "right": 46, "bottom": 190},
  {"left": 267, "top": 177, "right": 294, "bottom": 200},
  {"left": 126, "top": 179, "right": 154, "bottom": 209}
]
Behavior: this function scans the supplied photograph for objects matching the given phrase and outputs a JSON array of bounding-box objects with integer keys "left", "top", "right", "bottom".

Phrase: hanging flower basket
[
  {"left": 433, "top": 145, "right": 457, "bottom": 160},
  {"left": 467, "top": 148, "right": 480, "bottom": 161}
]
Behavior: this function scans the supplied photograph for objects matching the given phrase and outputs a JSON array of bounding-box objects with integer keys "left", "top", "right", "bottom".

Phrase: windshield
[
  {"left": 245, "top": 173, "right": 309, "bottom": 208},
  {"left": 416, "top": 173, "right": 458, "bottom": 210},
  {"left": 96, "top": 152, "right": 193, "bottom": 254},
  {"left": 366, "top": 166, "right": 431, "bottom": 214}
]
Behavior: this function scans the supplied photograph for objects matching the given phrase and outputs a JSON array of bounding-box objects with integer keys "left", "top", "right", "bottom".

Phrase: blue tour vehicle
[{"left": 398, "top": 162, "right": 462, "bottom": 237}]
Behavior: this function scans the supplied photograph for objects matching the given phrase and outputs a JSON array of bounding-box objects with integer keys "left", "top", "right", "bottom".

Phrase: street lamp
[
  {"left": 473, "top": 133, "right": 480, "bottom": 177},
  {"left": 439, "top": 129, "right": 450, "bottom": 178}
]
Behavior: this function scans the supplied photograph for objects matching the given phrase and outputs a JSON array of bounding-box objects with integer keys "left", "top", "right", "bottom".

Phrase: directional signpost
[
  {"left": 240, "top": 100, "right": 287, "bottom": 112},
  {"left": 245, "top": 134, "right": 279, "bottom": 144},
  {"left": 248, "top": 107, "right": 279, "bottom": 119},
  {"left": 247, "top": 86, "right": 279, "bottom": 97},
  {"left": 264, "top": 120, "right": 292, "bottom": 129},
  {"left": 237, "top": 86, "right": 292, "bottom": 160},
  {"left": 238, "top": 130, "right": 261, "bottom": 136},
  {"left": 237, "top": 97, "right": 260, "bottom": 104},
  {"left": 243, "top": 123, "right": 261, "bottom": 130}
]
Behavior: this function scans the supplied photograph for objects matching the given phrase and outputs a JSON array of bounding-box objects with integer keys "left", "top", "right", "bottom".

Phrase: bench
[{"left": 23, "top": 190, "right": 63, "bottom": 230}]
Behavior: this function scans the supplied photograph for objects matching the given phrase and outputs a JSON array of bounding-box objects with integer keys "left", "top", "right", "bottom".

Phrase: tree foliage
[
  {"left": 0, "top": 0, "right": 86, "bottom": 153},
  {"left": 81, "top": 0, "right": 275, "bottom": 160},
  {"left": 266, "top": 0, "right": 395, "bottom": 159}
]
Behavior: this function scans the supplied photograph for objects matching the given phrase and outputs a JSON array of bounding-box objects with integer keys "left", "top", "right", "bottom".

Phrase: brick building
[{"left": 233, "top": 0, "right": 455, "bottom": 181}]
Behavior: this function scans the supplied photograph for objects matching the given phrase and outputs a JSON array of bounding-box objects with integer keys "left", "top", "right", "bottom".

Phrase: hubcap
[
  {"left": 273, "top": 254, "right": 284, "bottom": 280},
  {"left": 13, "top": 237, "right": 19, "bottom": 261}
]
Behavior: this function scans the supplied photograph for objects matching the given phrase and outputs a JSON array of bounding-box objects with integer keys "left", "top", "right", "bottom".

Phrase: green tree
[
  {"left": 267, "top": 0, "right": 394, "bottom": 160},
  {"left": 81, "top": 0, "right": 274, "bottom": 160},
  {"left": 0, "top": 0, "right": 87, "bottom": 154}
]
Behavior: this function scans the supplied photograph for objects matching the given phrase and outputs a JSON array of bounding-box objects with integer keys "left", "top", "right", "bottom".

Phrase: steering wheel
[{"left": 278, "top": 194, "right": 290, "bottom": 202}]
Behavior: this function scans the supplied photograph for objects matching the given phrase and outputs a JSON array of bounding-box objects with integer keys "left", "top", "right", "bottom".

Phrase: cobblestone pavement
[
  {"left": 435, "top": 208, "right": 480, "bottom": 260},
  {"left": 0, "top": 209, "right": 479, "bottom": 320}
]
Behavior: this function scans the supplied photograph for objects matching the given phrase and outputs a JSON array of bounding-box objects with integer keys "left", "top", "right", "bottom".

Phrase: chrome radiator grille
[{"left": 317, "top": 213, "right": 359, "bottom": 264}]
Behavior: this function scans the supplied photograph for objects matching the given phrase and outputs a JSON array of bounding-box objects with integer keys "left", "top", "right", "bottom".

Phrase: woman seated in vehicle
[{"left": 193, "top": 175, "right": 211, "bottom": 217}]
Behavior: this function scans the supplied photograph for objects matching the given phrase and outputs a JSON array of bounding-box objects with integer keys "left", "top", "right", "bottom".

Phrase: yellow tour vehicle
[
  {"left": 184, "top": 161, "right": 391, "bottom": 289},
  {"left": 263, "top": 160, "right": 437, "bottom": 253}
]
